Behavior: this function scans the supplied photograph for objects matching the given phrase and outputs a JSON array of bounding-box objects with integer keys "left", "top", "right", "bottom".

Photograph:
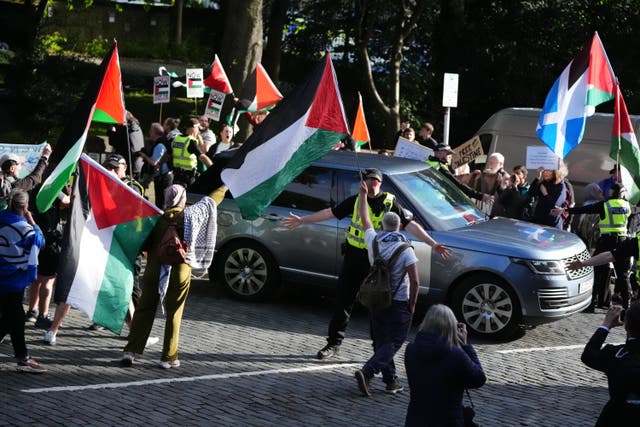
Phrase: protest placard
[
  {"left": 205, "top": 89, "right": 226, "bottom": 121},
  {"left": 0, "top": 142, "right": 48, "bottom": 179},
  {"left": 451, "top": 136, "right": 484, "bottom": 169},
  {"left": 153, "top": 76, "right": 171, "bottom": 104},
  {"left": 526, "top": 146, "right": 560, "bottom": 171},
  {"left": 393, "top": 137, "right": 433, "bottom": 162},
  {"left": 186, "top": 68, "right": 204, "bottom": 98}
]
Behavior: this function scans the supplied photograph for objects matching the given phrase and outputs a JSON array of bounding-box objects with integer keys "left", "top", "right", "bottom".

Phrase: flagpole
[{"left": 159, "top": 103, "right": 163, "bottom": 124}]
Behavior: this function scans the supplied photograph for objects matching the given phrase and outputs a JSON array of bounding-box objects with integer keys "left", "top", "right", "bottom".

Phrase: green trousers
[{"left": 125, "top": 259, "right": 191, "bottom": 362}]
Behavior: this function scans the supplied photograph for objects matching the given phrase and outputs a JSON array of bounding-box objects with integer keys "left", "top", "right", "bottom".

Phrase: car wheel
[
  {"left": 451, "top": 274, "right": 521, "bottom": 340},
  {"left": 213, "top": 240, "right": 280, "bottom": 301}
]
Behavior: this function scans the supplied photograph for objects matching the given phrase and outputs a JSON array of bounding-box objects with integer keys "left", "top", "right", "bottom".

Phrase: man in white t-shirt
[{"left": 354, "top": 180, "right": 420, "bottom": 397}]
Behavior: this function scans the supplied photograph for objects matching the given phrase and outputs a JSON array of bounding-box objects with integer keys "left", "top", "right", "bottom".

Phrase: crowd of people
[{"left": 3, "top": 113, "right": 640, "bottom": 426}]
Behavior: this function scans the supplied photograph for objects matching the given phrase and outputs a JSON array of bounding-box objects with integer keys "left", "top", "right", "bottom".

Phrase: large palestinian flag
[
  {"left": 221, "top": 53, "right": 350, "bottom": 220},
  {"left": 57, "top": 154, "right": 162, "bottom": 334},
  {"left": 36, "top": 42, "right": 125, "bottom": 213},
  {"left": 236, "top": 63, "right": 283, "bottom": 113},
  {"left": 203, "top": 54, "right": 233, "bottom": 94}
]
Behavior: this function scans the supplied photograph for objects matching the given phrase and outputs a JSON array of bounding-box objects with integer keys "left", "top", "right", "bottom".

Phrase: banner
[
  {"left": 451, "top": 136, "right": 483, "bottom": 169},
  {"left": 205, "top": 89, "right": 226, "bottom": 121},
  {"left": 0, "top": 142, "right": 48, "bottom": 179},
  {"left": 153, "top": 75, "right": 171, "bottom": 104},
  {"left": 393, "top": 137, "right": 433, "bottom": 162},
  {"left": 186, "top": 68, "right": 204, "bottom": 98}
]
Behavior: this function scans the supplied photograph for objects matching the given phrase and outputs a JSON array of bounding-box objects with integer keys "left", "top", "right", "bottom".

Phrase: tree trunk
[
  {"left": 263, "top": 0, "right": 288, "bottom": 82},
  {"left": 221, "top": 0, "right": 263, "bottom": 142},
  {"left": 174, "top": 0, "right": 184, "bottom": 46}
]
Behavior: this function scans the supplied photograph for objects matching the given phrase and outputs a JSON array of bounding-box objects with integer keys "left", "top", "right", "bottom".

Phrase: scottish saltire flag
[
  {"left": 37, "top": 42, "right": 125, "bottom": 213},
  {"left": 57, "top": 154, "right": 162, "bottom": 334},
  {"left": 221, "top": 53, "right": 350, "bottom": 220},
  {"left": 536, "top": 32, "right": 616, "bottom": 158},
  {"left": 611, "top": 84, "right": 640, "bottom": 204}
]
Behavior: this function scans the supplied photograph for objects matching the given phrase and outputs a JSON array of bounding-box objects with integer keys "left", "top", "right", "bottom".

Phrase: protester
[
  {"left": 353, "top": 181, "right": 419, "bottom": 396},
  {"left": 417, "top": 122, "right": 438, "bottom": 150},
  {"left": 471, "top": 152, "right": 509, "bottom": 216},
  {"left": 528, "top": 162, "right": 573, "bottom": 230},
  {"left": 580, "top": 302, "right": 640, "bottom": 426},
  {"left": 404, "top": 304, "right": 486, "bottom": 426},
  {"left": 598, "top": 165, "right": 621, "bottom": 201},
  {"left": 283, "top": 168, "right": 451, "bottom": 360},
  {"left": 0, "top": 144, "right": 52, "bottom": 210},
  {"left": 171, "top": 121, "right": 212, "bottom": 187},
  {"left": 121, "top": 183, "right": 226, "bottom": 368},
  {"left": 570, "top": 182, "right": 604, "bottom": 252},
  {"left": 0, "top": 189, "right": 47, "bottom": 373},
  {"left": 139, "top": 122, "right": 173, "bottom": 208}
]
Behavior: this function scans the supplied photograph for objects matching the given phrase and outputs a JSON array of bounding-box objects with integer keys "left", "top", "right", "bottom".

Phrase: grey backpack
[
  {"left": 358, "top": 239, "right": 412, "bottom": 313},
  {"left": 0, "top": 174, "right": 14, "bottom": 210}
]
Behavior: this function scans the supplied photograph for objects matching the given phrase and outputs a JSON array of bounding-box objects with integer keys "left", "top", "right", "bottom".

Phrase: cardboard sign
[
  {"left": 451, "top": 136, "right": 484, "bottom": 170},
  {"left": 186, "top": 68, "right": 204, "bottom": 98},
  {"left": 204, "top": 89, "right": 226, "bottom": 121},
  {"left": 0, "top": 142, "right": 48, "bottom": 179},
  {"left": 153, "top": 76, "right": 171, "bottom": 104},
  {"left": 393, "top": 137, "right": 433, "bottom": 162},
  {"left": 526, "top": 146, "right": 560, "bottom": 171}
]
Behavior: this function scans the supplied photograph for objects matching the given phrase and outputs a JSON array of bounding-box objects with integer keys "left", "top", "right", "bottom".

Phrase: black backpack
[{"left": 358, "top": 239, "right": 412, "bottom": 313}]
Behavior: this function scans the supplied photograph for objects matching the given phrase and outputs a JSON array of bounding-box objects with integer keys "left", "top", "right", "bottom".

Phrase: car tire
[
  {"left": 451, "top": 274, "right": 521, "bottom": 340},
  {"left": 213, "top": 240, "right": 280, "bottom": 301}
]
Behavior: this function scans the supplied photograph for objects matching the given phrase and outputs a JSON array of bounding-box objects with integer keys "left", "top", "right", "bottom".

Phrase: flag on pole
[
  {"left": 611, "top": 84, "right": 640, "bottom": 204},
  {"left": 351, "top": 92, "right": 370, "bottom": 151},
  {"left": 236, "top": 63, "right": 283, "bottom": 113},
  {"left": 221, "top": 53, "right": 350, "bottom": 220},
  {"left": 536, "top": 32, "right": 616, "bottom": 158},
  {"left": 36, "top": 41, "right": 124, "bottom": 213},
  {"left": 56, "top": 154, "right": 162, "bottom": 334},
  {"left": 203, "top": 54, "right": 233, "bottom": 94},
  {"left": 91, "top": 42, "right": 126, "bottom": 124}
]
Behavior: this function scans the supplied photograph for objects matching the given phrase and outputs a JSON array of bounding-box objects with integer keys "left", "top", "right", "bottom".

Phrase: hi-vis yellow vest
[
  {"left": 426, "top": 158, "right": 449, "bottom": 172},
  {"left": 346, "top": 193, "right": 395, "bottom": 249},
  {"left": 172, "top": 135, "right": 198, "bottom": 171},
  {"left": 599, "top": 199, "right": 630, "bottom": 235}
]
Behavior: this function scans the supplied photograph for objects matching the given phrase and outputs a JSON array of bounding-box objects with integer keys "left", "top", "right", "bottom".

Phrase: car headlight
[{"left": 512, "top": 258, "right": 565, "bottom": 275}]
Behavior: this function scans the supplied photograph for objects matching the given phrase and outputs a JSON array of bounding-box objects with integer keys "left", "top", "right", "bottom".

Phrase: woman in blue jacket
[
  {"left": 404, "top": 304, "right": 486, "bottom": 426},
  {"left": 0, "top": 189, "right": 46, "bottom": 373}
]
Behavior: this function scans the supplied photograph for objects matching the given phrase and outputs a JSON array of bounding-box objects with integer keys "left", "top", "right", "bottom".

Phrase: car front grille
[
  {"left": 537, "top": 287, "right": 587, "bottom": 310},
  {"left": 563, "top": 249, "right": 593, "bottom": 280}
]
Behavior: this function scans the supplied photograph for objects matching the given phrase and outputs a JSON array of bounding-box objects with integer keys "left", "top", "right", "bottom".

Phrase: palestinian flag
[
  {"left": 203, "top": 54, "right": 233, "bottom": 94},
  {"left": 57, "top": 154, "right": 162, "bottom": 334},
  {"left": 536, "top": 32, "right": 616, "bottom": 158},
  {"left": 351, "top": 92, "right": 370, "bottom": 151},
  {"left": 221, "top": 53, "right": 349, "bottom": 220},
  {"left": 36, "top": 42, "right": 124, "bottom": 213},
  {"left": 92, "top": 42, "right": 126, "bottom": 124},
  {"left": 236, "top": 63, "right": 283, "bottom": 113},
  {"left": 610, "top": 84, "right": 640, "bottom": 204}
]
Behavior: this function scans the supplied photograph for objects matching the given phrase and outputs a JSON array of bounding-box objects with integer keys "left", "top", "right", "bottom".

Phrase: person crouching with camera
[{"left": 581, "top": 302, "right": 640, "bottom": 426}]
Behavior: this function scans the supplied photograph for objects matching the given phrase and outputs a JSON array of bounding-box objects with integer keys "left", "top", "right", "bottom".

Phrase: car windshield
[{"left": 391, "top": 167, "right": 487, "bottom": 231}]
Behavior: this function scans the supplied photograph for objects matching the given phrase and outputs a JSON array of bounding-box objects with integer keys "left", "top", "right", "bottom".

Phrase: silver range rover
[{"left": 194, "top": 150, "right": 593, "bottom": 339}]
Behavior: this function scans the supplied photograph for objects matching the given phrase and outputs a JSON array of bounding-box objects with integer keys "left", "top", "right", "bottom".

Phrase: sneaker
[
  {"left": 25, "top": 310, "right": 38, "bottom": 323},
  {"left": 355, "top": 369, "right": 372, "bottom": 397},
  {"left": 120, "top": 352, "right": 136, "bottom": 367},
  {"left": 384, "top": 378, "right": 404, "bottom": 394},
  {"left": 17, "top": 357, "right": 47, "bottom": 374},
  {"left": 43, "top": 330, "right": 56, "bottom": 345},
  {"left": 159, "top": 360, "right": 180, "bottom": 369},
  {"left": 145, "top": 337, "right": 160, "bottom": 348},
  {"left": 88, "top": 323, "right": 105, "bottom": 331},
  {"left": 35, "top": 315, "right": 53, "bottom": 330},
  {"left": 317, "top": 344, "right": 340, "bottom": 360}
]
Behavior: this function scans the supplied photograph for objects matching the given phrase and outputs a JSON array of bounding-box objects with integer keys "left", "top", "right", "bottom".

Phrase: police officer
[
  {"left": 555, "top": 183, "right": 633, "bottom": 309},
  {"left": 283, "top": 168, "right": 451, "bottom": 359},
  {"left": 171, "top": 120, "right": 212, "bottom": 187}
]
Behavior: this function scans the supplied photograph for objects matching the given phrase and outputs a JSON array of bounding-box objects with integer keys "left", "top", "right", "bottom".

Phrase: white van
[{"left": 474, "top": 107, "right": 640, "bottom": 203}]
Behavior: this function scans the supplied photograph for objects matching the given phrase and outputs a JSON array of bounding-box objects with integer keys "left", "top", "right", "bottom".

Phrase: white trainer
[
  {"left": 159, "top": 360, "right": 180, "bottom": 369},
  {"left": 43, "top": 330, "right": 56, "bottom": 345}
]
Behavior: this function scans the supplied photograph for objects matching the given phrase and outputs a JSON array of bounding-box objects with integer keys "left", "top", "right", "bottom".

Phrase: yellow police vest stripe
[
  {"left": 346, "top": 193, "right": 395, "bottom": 249},
  {"left": 599, "top": 199, "right": 630, "bottom": 234},
  {"left": 172, "top": 136, "right": 198, "bottom": 170}
]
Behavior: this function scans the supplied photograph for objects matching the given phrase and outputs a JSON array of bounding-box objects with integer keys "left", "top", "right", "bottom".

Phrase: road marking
[
  {"left": 496, "top": 343, "right": 623, "bottom": 354},
  {"left": 21, "top": 363, "right": 360, "bottom": 394}
]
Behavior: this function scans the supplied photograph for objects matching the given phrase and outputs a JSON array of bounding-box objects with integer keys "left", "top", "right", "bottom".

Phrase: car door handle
[{"left": 262, "top": 213, "right": 282, "bottom": 221}]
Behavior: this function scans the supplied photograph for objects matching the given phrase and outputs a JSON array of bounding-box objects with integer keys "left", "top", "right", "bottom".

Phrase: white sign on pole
[
  {"left": 153, "top": 76, "right": 171, "bottom": 104},
  {"left": 526, "top": 146, "right": 560, "bottom": 171},
  {"left": 186, "top": 68, "right": 204, "bottom": 98},
  {"left": 442, "top": 73, "right": 459, "bottom": 108},
  {"left": 393, "top": 137, "right": 434, "bottom": 162},
  {"left": 205, "top": 89, "right": 226, "bottom": 121},
  {"left": 0, "top": 142, "right": 48, "bottom": 179}
]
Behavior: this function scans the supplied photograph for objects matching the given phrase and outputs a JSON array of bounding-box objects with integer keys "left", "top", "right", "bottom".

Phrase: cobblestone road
[{"left": 1, "top": 280, "right": 619, "bottom": 426}]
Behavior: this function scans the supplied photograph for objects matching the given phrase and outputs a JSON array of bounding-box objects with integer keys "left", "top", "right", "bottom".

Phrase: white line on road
[
  {"left": 496, "top": 343, "right": 623, "bottom": 354},
  {"left": 21, "top": 363, "right": 360, "bottom": 394}
]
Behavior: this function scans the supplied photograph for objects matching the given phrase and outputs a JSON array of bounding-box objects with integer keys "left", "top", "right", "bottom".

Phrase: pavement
[{"left": 1, "top": 279, "right": 620, "bottom": 426}]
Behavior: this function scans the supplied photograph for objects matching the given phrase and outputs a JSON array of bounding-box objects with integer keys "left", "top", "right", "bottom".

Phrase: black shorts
[{"left": 38, "top": 243, "right": 60, "bottom": 277}]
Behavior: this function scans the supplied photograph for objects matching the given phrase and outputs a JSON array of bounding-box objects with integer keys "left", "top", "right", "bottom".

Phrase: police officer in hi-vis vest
[
  {"left": 554, "top": 183, "right": 633, "bottom": 309},
  {"left": 171, "top": 120, "right": 212, "bottom": 187},
  {"left": 283, "top": 168, "right": 452, "bottom": 360}
]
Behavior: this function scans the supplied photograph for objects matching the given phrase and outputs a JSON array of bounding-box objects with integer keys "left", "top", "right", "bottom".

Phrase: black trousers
[
  {"left": 154, "top": 171, "right": 174, "bottom": 210},
  {"left": 0, "top": 289, "right": 28, "bottom": 359},
  {"left": 326, "top": 244, "right": 370, "bottom": 346},
  {"left": 593, "top": 234, "right": 632, "bottom": 308}
]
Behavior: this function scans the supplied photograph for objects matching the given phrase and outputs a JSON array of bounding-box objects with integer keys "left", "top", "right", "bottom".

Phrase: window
[{"left": 272, "top": 167, "right": 333, "bottom": 211}]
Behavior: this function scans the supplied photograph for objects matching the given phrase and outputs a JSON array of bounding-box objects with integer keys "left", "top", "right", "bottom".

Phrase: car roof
[{"left": 314, "top": 150, "right": 431, "bottom": 176}]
